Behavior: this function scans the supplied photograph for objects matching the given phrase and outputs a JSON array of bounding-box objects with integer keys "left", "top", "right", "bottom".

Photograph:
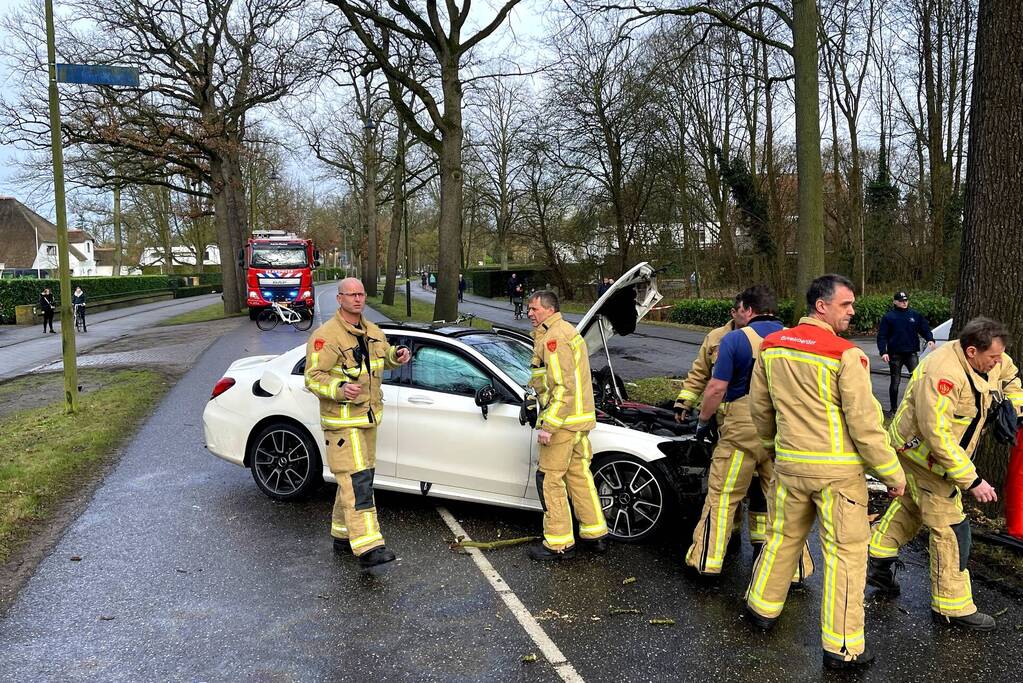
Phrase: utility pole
[{"left": 45, "top": 0, "right": 77, "bottom": 414}]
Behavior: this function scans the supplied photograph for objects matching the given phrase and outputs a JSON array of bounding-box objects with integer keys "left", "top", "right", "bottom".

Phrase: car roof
[{"left": 377, "top": 322, "right": 527, "bottom": 341}]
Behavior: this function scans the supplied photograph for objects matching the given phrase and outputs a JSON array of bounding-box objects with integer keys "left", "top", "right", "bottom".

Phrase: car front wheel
[
  {"left": 591, "top": 453, "right": 672, "bottom": 543},
  {"left": 249, "top": 422, "right": 322, "bottom": 501}
]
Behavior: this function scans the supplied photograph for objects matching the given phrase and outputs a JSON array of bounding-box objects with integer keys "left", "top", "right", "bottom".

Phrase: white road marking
[{"left": 436, "top": 506, "right": 584, "bottom": 683}]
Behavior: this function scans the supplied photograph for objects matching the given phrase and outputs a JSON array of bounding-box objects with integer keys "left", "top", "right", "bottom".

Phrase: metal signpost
[{"left": 45, "top": 0, "right": 138, "bottom": 413}]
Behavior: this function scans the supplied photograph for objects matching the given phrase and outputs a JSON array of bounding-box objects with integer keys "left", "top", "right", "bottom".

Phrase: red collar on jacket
[{"left": 761, "top": 316, "right": 855, "bottom": 360}]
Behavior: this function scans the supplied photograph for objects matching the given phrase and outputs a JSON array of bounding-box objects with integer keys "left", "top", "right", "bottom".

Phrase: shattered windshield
[
  {"left": 459, "top": 334, "right": 533, "bottom": 387},
  {"left": 250, "top": 245, "right": 308, "bottom": 268}
]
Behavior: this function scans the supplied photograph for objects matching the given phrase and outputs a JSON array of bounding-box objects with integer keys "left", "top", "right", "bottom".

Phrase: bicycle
[
  {"left": 256, "top": 299, "right": 313, "bottom": 332},
  {"left": 73, "top": 303, "right": 86, "bottom": 333},
  {"left": 512, "top": 300, "right": 524, "bottom": 320}
]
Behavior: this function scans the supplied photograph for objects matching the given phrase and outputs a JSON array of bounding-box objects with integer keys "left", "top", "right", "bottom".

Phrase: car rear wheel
[
  {"left": 592, "top": 453, "right": 672, "bottom": 543},
  {"left": 249, "top": 422, "right": 321, "bottom": 501}
]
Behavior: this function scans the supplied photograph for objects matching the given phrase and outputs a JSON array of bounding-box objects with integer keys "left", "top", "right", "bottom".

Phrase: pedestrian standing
[
  {"left": 868, "top": 317, "right": 1023, "bottom": 630},
  {"left": 304, "top": 278, "right": 412, "bottom": 568},
  {"left": 458, "top": 274, "right": 467, "bottom": 302},
  {"left": 428, "top": 272, "right": 436, "bottom": 291},
  {"left": 421, "top": 271, "right": 428, "bottom": 289},
  {"left": 507, "top": 272, "right": 518, "bottom": 303},
  {"left": 684, "top": 285, "right": 814, "bottom": 581},
  {"left": 877, "top": 291, "right": 935, "bottom": 412},
  {"left": 524, "top": 290, "right": 607, "bottom": 560},
  {"left": 39, "top": 287, "right": 56, "bottom": 334},
  {"left": 745, "top": 274, "right": 906, "bottom": 670}
]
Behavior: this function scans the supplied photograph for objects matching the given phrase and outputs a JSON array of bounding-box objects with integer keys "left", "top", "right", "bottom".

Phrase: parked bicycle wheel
[
  {"left": 74, "top": 307, "right": 85, "bottom": 332},
  {"left": 256, "top": 308, "right": 280, "bottom": 331},
  {"left": 291, "top": 308, "right": 313, "bottom": 331}
]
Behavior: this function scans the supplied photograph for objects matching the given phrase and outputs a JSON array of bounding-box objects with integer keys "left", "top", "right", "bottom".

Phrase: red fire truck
[{"left": 242, "top": 230, "right": 320, "bottom": 319}]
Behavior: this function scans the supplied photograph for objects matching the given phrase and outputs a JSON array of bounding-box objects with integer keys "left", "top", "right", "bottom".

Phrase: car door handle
[{"left": 407, "top": 396, "right": 434, "bottom": 405}]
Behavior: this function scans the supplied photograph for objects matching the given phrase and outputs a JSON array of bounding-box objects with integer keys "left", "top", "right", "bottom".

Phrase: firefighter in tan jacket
[
  {"left": 868, "top": 317, "right": 1023, "bottom": 631},
  {"left": 525, "top": 290, "right": 607, "bottom": 561},
  {"left": 305, "top": 278, "right": 410, "bottom": 568},
  {"left": 745, "top": 275, "right": 906, "bottom": 671}
]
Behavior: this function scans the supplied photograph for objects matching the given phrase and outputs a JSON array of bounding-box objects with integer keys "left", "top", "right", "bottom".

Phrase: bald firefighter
[
  {"left": 745, "top": 274, "right": 906, "bottom": 671},
  {"left": 305, "top": 278, "right": 410, "bottom": 568},
  {"left": 525, "top": 289, "right": 608, "bottom": 561},
  {"left": 685, "top": 285, "right": 814, "bottom": 582},
  {"left": 868, "top": 317, "right": 1023, "bottom": 630}
]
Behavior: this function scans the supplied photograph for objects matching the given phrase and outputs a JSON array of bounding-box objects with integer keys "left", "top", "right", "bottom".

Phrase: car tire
[
  {"left": 249, "top": 308, "right": 259, "bottom": 321},
  {"left": 591, "top": 452, "right": 673, "bottom": 543},
  {"left": 249, "top": 422, "right": 322, "bottom": 501}
]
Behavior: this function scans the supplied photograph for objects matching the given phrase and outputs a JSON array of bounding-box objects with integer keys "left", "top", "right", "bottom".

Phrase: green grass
[
  {"left": 0, "top": 369, "right": 170, "bottom": 563},
  {"left": 368, "top": 293, "right": 493, "bottom": 330},
  {"left": 624, "top": 375, "right": 684, "bottom": 408},
  {"left": 158, "top": 302, "right": 248, "bottom": 326}
]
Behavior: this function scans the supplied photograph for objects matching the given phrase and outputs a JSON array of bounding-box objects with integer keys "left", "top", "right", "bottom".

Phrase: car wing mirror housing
[
  {"left": 474, "top": 385, "right": 497, "bottom": 419},
  {"left": 519, "top": 386, "right": 538, "bottom": 428},
  {"left": 259, "top": 369, "right": 285, "bottom": 396}
]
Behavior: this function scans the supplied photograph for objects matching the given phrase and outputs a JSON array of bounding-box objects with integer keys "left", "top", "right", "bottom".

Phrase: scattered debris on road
[
  {"left": 521, "top": 653, "right": 537, "bottom": 663},
  {"left": 649, "top": 618, "right": 675, "bottom": 626},
  {"left": 622, "top": 576, "right": 637, "bottom": 585},
  {"left": 449, "top": 534, "right": 538, "bottom": 551},
  {"left": 608, "top": 607, "right": 642, "bottom": 616}
]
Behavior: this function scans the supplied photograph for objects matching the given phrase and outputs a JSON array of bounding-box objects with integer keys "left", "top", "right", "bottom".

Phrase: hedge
[
  {"left": 670, "top": 292, "right": 951, "bottom": 335},
  {"left": 0, "top": 275, "right": 174, "bottom": 323},
  {"left": 173, "top": 284, "right": 219, "bottom": 298}
]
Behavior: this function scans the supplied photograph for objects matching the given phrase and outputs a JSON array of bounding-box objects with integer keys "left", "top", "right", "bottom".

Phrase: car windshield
[
  {"left": 459, "top": 333, "right": 533, "bottom": 387},
  {"left": 250, "top": 245, "right": 308, "bottom": 268}
]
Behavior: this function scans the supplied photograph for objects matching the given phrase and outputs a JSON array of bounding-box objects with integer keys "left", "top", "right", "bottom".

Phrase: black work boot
[
  {"left": 743, "top": 605, "right": 777, "bottom": 631},
  {"left": 527, "top": 542, "right": 577, "bottom": 562},
  {"left": 580, "top": 537, "right": 609, "bottom": 554},
  {"left": 332, "top": 538, "right": 350, "bottom": 555},
  {"left": 358, "top": 546, "right": 396, "bottom": 568},
  {"left": 823, "top": 648, "right": 875, "bottom": 670},
  {"left": 866, "top": 556, "right": 903, "bottom": 596},
  {"left": 931, "top": 610, "right": 996, "bottom": 631}
]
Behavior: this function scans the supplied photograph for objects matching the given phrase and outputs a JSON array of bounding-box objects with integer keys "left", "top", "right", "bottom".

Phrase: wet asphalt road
[{"left": 1, "top": 288, "right": 1020, "bottom": 681}]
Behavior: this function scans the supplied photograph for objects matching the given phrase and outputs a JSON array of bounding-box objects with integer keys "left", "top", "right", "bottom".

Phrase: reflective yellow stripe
[
  {"left": 577, "top": 435, "right": 607, "bottom": 537},
  {"left": 869, "top": 499, "right": 902, "bottom": 558},
  {"left": 747, "top": 480, "right": 788, "bottom": 615},
  {"left": 709, "top": 450, "right": 745, "bottom": 569},
  {"left": 934, "top": 396, "right": 975, "bottom": 477},
  {"left": 932, "top": 594, "right": 974, "bottom": 610},
  {"left": 761, "top": 348, "right": 841, "bottom": 370},
  {"left": 1007, "top": 392, "right": 1023, "bottom": 408},
  {"left": 676, "top": 389, "right": 699, "bottom": 403},
  {"left": 749, "top": 512, "right": 768, "bottom": 543},
  {"left": 350, "top": 428, "right": 364, "bottom": 470},
  {"left": 775, "top": 449, "right": 863, "bottom": 466},
  {"left": 819, "top": 487, "right": 838, "bottom": 638},
  {"left": 350, "top": 532, "right": 383, "bottom": 550},
  {"left": 544, "top": 532, "right": 574, "bottom": 546},
  {"left": 321, "top": 415, "right": 371, "bottom": 428},
  {"left": 823, "top": 627, "right": 864, "bottom": 649},
  {"left": 331, "top": 523, "right": 349, "bottom": 539},
  {"left": 871, "top": 456, "right": 902, "bottom": 478}
]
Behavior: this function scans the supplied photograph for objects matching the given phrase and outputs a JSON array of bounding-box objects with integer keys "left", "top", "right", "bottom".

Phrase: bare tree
[{"left": 323, "top": 0, "right": 524, "bottom": 321}]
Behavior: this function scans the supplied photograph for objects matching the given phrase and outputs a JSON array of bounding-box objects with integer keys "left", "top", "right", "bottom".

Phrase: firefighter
[
  {"left": 685, "top": 285, "right": 814, "bottom": 582},
  {"left": 525, "top": 289, "right": 607, "bottom": 561},
  {"left": 304, "top": 278, "right": 411, "bottom": 568},
  {"left": 868, "top": 317, "right": 1023, "bottom": 630},
  {"left": 745, "top": 274, "right": 906, "bottom": 671},
  {"left": 674, "top": 292, "right": 769, "bottom": 548}
]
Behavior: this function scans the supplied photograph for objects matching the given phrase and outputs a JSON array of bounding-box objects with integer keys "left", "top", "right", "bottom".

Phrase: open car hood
[{"left": 576, "top": 262, "right": 662, "bottom": 355}]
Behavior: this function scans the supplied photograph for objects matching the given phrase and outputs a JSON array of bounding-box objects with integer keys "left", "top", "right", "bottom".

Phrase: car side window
[{"left": 411, "top": 345, "right": 492, "bottom": 396}]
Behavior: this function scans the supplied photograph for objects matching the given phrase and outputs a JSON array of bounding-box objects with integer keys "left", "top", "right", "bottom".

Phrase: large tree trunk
[
  {"left": 792, "top": 0, "right": 826, "bottom": 309},
  {"left": 224, "top": 153, "right": 249, "bottom": 310},
  {"left": 954, "top": 0, "right": 1023, "bottom": 499},
  {"left": 922, "top": 0, "right": 949, "bottom": 291},
  {"left": 210, "top": 157, "right": 243, "bottom": 314},
  {"left": 382, "top": 119, "right": 407, "bottom": 307},
  {"left": 434, "top": 64, "right": 463, "bottom": 322}
]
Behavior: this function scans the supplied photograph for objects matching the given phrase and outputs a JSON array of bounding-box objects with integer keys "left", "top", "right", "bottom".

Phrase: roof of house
[
  {"left": 94, "top": 246, "right": 117, "bottom": 267},
  {"left": 67, "top": 229, "right": 96, "bottom": 243},
  {"left": 0, "top": 197, "right": 88, "bottom": 267}
]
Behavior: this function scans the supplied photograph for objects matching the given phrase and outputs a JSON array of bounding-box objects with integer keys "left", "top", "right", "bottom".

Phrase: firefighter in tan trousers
[
  {"left": 305, "top": 278, "right": 410, "bottom": 568},
  {"left": 525, "top": 289, "right": 608, "bottom": 561},
  {"left": 745, "top": 274, "right": 906, "bottom": 671},
  {"left": 675, "top": 292, "right": 772, "bottom": 549},
  {"left": 685, "top": 285, "right": 813, "bottom": 582},
  {"left": 868, "top": 317, "right": 1023, "bottom": 630}
]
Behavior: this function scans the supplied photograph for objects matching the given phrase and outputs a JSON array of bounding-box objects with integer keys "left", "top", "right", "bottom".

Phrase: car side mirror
[
  {"left": 519, "top": 386, "right": 538, "bottom": 427},
  {"left": 259, "top": 369, "right": 285, "bottom": 396},
  {"left": 474, "top": 385, "right": 497, "bottom": 420}
]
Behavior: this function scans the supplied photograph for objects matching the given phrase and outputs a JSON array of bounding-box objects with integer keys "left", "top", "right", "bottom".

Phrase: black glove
[{"left": 695, "top": 416, "right": 718, "bottom": 444}]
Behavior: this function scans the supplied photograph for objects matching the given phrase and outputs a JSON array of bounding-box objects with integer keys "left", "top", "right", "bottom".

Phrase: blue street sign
[{"left": 55, "top": 64, "right": 139, "bottom": 87}]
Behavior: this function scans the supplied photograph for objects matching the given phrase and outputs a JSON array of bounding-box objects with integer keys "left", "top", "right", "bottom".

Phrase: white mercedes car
[{"left": 202, "top": 263, "right": 709, "bottom": 541}]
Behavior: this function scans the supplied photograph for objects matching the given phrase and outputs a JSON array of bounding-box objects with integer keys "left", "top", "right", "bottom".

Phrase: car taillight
[{"left": 210, "top": 377, "right": 236, "bottom": 400}]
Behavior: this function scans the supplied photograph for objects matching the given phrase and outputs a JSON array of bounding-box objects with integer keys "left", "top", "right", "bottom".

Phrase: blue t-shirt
[{"left": 712, "top": 319, "right": 785, "bottom": 402}]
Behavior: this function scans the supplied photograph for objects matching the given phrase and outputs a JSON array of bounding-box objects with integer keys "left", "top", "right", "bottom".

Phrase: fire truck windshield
[{"left": 250, "top": 244, "right": 309, "bottom": 268}]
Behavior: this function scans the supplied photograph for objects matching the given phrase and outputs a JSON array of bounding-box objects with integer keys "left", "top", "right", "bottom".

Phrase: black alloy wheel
[
  {"left": 249, "top": 422, "right": 321, "bottom": 501},
  {"left": 591, "top": 453, "right": 671, "bottom": 542}
]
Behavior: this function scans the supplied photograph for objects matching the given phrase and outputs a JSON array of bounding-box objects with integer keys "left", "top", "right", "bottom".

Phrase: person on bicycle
[
  {"left": 71, "top": 286, "right": 87, "bottom": 332},
  {"left": 512, "top": 282, "right": 525, "bottom": 319}
]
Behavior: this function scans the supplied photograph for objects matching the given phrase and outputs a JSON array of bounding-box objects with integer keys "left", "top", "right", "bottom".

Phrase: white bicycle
[{"left": 256, "top": 300, "right": 313, "bottom": 332}]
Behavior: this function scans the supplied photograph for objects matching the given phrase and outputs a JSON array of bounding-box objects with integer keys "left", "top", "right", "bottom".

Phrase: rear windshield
[
  {"left": 250, "top": 245, "right": 308, "bottom": 268},
  {"left": 459, "top": 333, "right": 533, "bottom": 386}
]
